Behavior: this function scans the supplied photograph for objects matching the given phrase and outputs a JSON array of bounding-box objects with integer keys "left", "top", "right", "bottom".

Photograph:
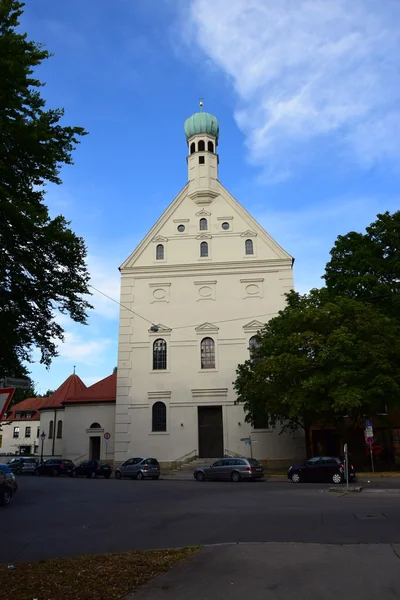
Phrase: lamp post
[{"left": 40, "top": 431, "right": 46, "bottom": 462}]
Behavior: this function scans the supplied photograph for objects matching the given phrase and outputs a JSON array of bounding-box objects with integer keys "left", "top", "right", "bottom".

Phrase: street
[{"left": 2, "top": 476, "right": 400, "bottom": 564}]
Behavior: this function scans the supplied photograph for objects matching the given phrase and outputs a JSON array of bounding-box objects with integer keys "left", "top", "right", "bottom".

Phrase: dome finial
[{"left": 199, "top": 97, "right": 204, "bottom": 111}]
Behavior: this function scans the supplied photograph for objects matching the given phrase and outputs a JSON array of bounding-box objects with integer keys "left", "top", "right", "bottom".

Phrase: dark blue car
[{"left": 0, "top": 464, "right": 18, "bottom": 506}]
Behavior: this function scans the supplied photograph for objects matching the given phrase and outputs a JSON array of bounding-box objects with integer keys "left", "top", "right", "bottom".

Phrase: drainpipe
[{"left": 52, "top": 409, "right": 57, "bottom": 456}]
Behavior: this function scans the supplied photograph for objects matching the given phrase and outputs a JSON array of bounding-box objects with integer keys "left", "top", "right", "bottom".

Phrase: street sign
[
  {"left": 1, "top": 377, "right": 31, "bottom": 390},
  {"left": 0, "top": 388, "right": 15, "bottom": 421},
  {"left": 240, "top": 437, "right": 250, "bottom": 442},
  {"left": 104, "top": 432, "right": 111, "bottom": 440},
  {"left": 365, "top": 419, "right": 372, "bottom": 427},
  {"left": 366, "top": 436, "right": 374, "bottom": 445}
]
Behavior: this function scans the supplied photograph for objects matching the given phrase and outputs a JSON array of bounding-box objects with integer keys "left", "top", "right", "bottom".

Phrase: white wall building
[{"left": 115, "top": 109, "right": 305, "bottom": 468}]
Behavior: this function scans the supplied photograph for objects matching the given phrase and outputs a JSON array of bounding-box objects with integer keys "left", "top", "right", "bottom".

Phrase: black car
[
  {"left": 0, "top": 464, "right": 18, "bottom": 506},
  {"left": 36, "top": 458, "right": 75, "bottom": 477},
  {"left": 288, "top": 456, "right": 356, "bottom": 484},
  {"left": 72, "top": 460, "right": 112, "bottom": 479}
]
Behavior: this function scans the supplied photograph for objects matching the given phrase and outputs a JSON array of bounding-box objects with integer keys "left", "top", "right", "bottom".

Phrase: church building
[{"left": 114, "top": 108, "right": 304, "bottom": 468}]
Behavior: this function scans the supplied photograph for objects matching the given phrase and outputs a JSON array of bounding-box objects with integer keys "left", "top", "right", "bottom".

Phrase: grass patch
[{"left": 1, "top": 547, "right": 198, "bottom": 600}]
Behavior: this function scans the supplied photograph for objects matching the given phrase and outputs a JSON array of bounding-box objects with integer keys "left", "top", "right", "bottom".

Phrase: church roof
[
  {"left": 184, "top": 111, "right": 219, "bottom": 140},
  {"left": 3, "top": 397, "right": 49, "bottom": 421},
  {"left": 62, "top": 372, "right": 116, "bottom": 405},
  {"left": 40, "top": 374, "right": 87, "bottom": 409}
]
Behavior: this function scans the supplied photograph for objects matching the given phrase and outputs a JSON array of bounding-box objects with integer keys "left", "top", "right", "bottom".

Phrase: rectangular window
[
  {"left": 252, "top": 414, "right": 269, "bottom": 429},
  {"left": 25, "top": 426, "right": 31, "bottom": 438},
  {"left": 13, "top": 427, "right": 20, "bottom": 439},
  {"left": 15, "top": 413, "right": 22, "bottom": 419},
  {"left": 199, "top": 156, "right": 205, "bottom": 164},
  {"left": 37, "top": 427, "right": 40, "bottom": 438}
]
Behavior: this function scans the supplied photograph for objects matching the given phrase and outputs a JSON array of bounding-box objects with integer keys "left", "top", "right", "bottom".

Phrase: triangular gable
[
  {"left": 217, "top": 182, "right": 292, "bottom": 261},
  {"left": 240, "top": 230, "right": 257, "bottom": 238},
  {"left": 195, "top": 322, "right": 219, "bottom": 332},
  {"left": 243, "top": 319, "right": 265, "bottom": 332},
  {"left": 152, "top": 235, "right": 168, "bottom": 243},
  {"left": 196, "top": 233, "right": 212, "bottom": 240},
  {"left": 149, "top": 323, "right": 172, "bottom": 333},
  {"left": 120, "top": 184, "right": 189, "bottom": 269},
  {"left": 195, "top": 209, "right": 211, "bottom": 216}
]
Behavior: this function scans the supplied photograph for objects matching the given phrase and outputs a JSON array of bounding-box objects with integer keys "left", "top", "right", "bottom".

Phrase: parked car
[
  {"left": 7, "top": 457, "right": 38, "bottom": 475},
  {"left": 115, "top": 457, "right": 160, "bottom": 480},
  {"left": 35, "top": 458, "right": 75, "bottom": 477},
  {"left": 72, "top": 460, "right": 112, "bottom": 479},
  {"left": 194, "top": 457, "right": 264, "bottom": 482},
  {"left": 0, "top": 464, "right": 18, "bottom": 506},
  {"left": 288, "top": 456, "right": 356, "bottom": 484}
]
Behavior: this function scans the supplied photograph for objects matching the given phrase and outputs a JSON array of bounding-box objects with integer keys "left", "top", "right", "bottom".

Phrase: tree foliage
[
  {"left": 0, "top": 1, "right": 91, "bottom": 376},
  {"left": 324, "top": 211, "right": 400, "bottom": 320},
  {"left": 234, "top": 289, "right": 400, "bottom": 436}
]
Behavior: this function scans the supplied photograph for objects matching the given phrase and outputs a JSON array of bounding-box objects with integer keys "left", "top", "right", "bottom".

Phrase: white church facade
[
  {"left": 114, "top": 109, "right": 304, "bottom": 468},
  {"left": 1, "top": 109, "right": 305, "bottom": 469}
]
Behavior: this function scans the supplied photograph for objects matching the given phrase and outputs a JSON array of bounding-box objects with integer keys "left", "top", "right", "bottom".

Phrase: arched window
[
  {"left": 48, "top": 420, "right": 53, "bottom": 439},
  {"left": 153, "top": 339, "right": 167, "bottom": 370},
  {"left": 207, "top": 141, "right": 214, "bottom": 152},
  {"left": 245, "top": 239, "right": 254, "bottom": 255},
  {"left": 249, "top": 335, "right": 260, "bottom": 362},
  {"left": 200, "top": 241, "right": 208, "bottom": 257},
  {"left": 56, "top": 420, "right": 63, "bottom": 439},
  {"left": 152, "top": 401, "right": 167, "bottom": 432},
  {"left": 90, "top": 422, "right": 101, "bottom": 429},
  {"left": 198, "top": 140, "right": 205, "bottom": 151},
  {"left": 156, "top": 244, "right": 164, "bottom": 260},
  {"left": 190, "top": 142, "right": 195, "bottom": 154},
  {"left": 201, "top": 337, "right": 215, "bottom": 369},
  {"left": 199, "top": 218, "right": 208, "bottom": 231}
]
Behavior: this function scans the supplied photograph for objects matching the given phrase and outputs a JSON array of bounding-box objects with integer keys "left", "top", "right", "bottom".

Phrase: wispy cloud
[
  {"left": 87, "top": 254, "right": 121, "bottom": 320},
  {"left": 187, "top": 0, "right": 400, "bottom": 180},
  {"left": 56, "top": 331, "right": 113, "bottom": 366}
]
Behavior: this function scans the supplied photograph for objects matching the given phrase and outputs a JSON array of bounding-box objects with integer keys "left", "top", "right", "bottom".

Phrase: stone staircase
[{"left": 178, "top": 458, "right": 219, "bottom": 472}]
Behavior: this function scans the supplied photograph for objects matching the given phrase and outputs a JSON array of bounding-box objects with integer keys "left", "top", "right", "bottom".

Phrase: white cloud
[
  {"left": 86, "top": 254, "right": 121, "bottom": 320},
  {"left": 187, "top": 0, "right": 400, "bottom": 179},
  {"left": 56, "top": 331, "right": 113, "bottom": 367}
]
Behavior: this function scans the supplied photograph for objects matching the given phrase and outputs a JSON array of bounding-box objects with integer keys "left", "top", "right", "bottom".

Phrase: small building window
[
  {"left": 26, "top": 412, "right": 33, "bottom": 418},
  {"left": 245, "top": 239, "right": 254, "bottom": 255},
  {"left": 198, "top": 140, "right": 205, "bottom": 151},
  {"left": 90, "top": 422, "right": 101, "bottom": 429},
  {"left": 253, "top": 414, "right": 269, "bottom": 430},
  {"left": 207, "top": 141, "right": 214, "bottom": 152},
  {"left": 15, "top": 412, "right": 22, "bottom": 419},
  {"left": 190, "top": 142, "right": 195, "bottom": 154},
  {"left": 199, "top": 156, "right": 205, "bottom": 164},
  {"left": 25, "top": 426, "right": 31, "bottom": 438},
  {"left": 152, "top": 401, "right": 167, "bottom": 432},
  {"left": 200, "top": 241, "right": 208, "bottom": 257},
  {"left": 199, "top": 218, "right": 208, "bottom": 231},
  {"left": 201, "top": 337, "right": 215, "bottom": 369},
  {"left": 36, "top": 427, "right": 40, "bottom": 438},
  {"left": 13, "top": 427, "right": 20, "bottom": 439},
  {"left": 156, "top": 244, "right": 164, "bottom": 260},
  {"left": 57, "top": 420, "right": 63, "bottom": 439},
  {"left": 221, "top": 222, "right": 230, "bottom": 230},
  {"left": 177, "top": 224, "right": 185, "bottom": 232},
  {"left": 153, "top": 338, "right": 167, "bottom": 370},
  {"left": 48, "top": 420, "right": 53, "bottom": 439}
]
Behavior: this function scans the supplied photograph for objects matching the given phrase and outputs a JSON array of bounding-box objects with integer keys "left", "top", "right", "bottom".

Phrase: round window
[
  {"left": 221, "top": 222, "right": 230, "bottom": 230},
  {"left": 177, "top": 224, "right": 185, "bottom": 232}
]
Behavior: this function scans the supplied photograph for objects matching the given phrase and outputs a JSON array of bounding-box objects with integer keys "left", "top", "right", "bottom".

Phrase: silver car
[
  {"left": 194, "top": 457, "right": 264, "bottom": 482},
  {"left": 115, "top": 457, "right": 160, "bottom": 480},
  {"left": 7, "top": 457, "right": 38, "bottom": 475}
]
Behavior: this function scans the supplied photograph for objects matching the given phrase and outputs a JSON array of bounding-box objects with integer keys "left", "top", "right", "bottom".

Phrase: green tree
[
  {"left": 0, "top": 1, "right": 91, "bottom": 376},
  {"left": 234, "top": 289, "right": 400, "bottom": 453},
  {"left": 324, "top": 211, "right": 400, "bottom": 320}
]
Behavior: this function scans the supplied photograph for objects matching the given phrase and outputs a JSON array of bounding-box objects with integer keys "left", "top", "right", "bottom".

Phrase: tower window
[
  {"left": 177, "top": 224, "right": 185, "bottom": 232},
  {"left": 152, "top": 401, "right": 167, "bottom": 432},
  {"left": 200, "top": 241, "right": 208, "bottom": 257},
  {"left": 221, "top": 222, "right": 230, "bottom": 230},
  {"left": 153, "top": 338, "right": 167, "bottom": 370},
  {"left": 198, "top": 140, "right": 205, "bottom": 151},
  {"left": 207, "top": 141, "right": 214, "bottom": 152},
  {"left": 201, "top": 337, "right": 215, "bottom": 369},
  {"left": 190, "top": 142, "right": 195, "bottom": 154},
  {"left": 156, "top": 244, "right": 164, "bottom": 260},
  {"left": 199, "top": 156, "right": 205, "bottom": 164},
  {"left": 245, "top": 239, "right": 254, "bottom": 255},
  {"left": 199, "top": 218, "right": 208, "bottom": 231}
]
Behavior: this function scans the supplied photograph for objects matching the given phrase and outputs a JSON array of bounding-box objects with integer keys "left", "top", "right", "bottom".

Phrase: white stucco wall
[
  {"left": 62, "top": 403, "right": 115, "bottom": 463},
  {"left": 39, "top": 409, "right": 64, "bottom": 458},
  {"left": 0, "top": 418, "right": 40, "bottom": 457}
]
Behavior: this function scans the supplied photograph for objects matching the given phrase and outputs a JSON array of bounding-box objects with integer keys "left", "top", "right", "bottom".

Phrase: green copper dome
[{"left": 184, "top": 111, "right": 219, "bottom": 140}]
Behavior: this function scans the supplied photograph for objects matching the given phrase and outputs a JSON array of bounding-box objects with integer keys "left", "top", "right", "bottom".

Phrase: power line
[{"left": 89, "top": 285, "right": 155, "bottom": 327}]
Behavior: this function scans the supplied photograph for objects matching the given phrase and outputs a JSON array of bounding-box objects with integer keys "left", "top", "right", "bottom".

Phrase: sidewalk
[{"left": 125, "top": 542, "right": 400, "bottom": 599}]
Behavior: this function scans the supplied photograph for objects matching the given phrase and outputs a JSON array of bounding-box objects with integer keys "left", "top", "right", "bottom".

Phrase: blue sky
[{"left": 21, "top": 0, "right": 400, "bottom": 392}]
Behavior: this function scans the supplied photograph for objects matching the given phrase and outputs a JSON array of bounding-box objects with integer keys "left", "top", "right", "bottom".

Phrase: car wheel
[
  {"left": 195, "top": 471, "right": 205, "bottom": 482},
  {"left": 136, "top": 471, "right": 144, "bottom": 480},
  {"left": 52, "top": 469, "right": 59, "bottom": 477},
  {"left": 332, "top": 472, "right": 343, "bottom": 484},
  {"left": 0, "top": 490, "right": 11, "bottom": 506},
  {"left": 231, "top": 471, "right": 241, "bottom": 483},
  {"left": 115, "top": 471, "right": 121, "bottom": 479},
  {"left": 291, "top": 472, "right": 301, "bottom": 483}
]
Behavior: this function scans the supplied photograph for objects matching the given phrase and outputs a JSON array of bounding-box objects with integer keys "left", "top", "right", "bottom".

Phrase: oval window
[
  {"left": 177, "top": 224, "right": 185, "bottom": 232},
  {"left": 221, "top": 222, "right": 230, "bottom": 230}
]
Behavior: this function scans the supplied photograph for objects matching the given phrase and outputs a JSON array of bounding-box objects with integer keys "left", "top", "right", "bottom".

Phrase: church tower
[{"left": 185, "top": 105, "right": 219, "bottom": 197}]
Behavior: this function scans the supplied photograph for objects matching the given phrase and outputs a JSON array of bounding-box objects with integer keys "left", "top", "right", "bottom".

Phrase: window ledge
[
  {"left": 198, "top": 368, "right": 218, "bottom": 373},
  {"left": 149, "top": 431, "right": 170, "bottom": 435},
  {"left": 150, "top": 370, "right": 170, "bottom": 374}
]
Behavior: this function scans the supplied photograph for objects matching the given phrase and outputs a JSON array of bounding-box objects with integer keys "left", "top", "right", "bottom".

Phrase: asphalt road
[{"left": 2, "top": 476, "right": 400, "bottom": 564}]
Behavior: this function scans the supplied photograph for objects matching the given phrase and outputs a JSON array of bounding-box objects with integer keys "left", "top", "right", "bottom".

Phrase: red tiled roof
[
  {"left": 4, "top": 397, "right": 48, "bottom": 421},
  {"left": 62, "top": 373, "right": 116, "bottom": 405},
  {"left": 40, "top": 374, "right": 87, "bottom": 409}
]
